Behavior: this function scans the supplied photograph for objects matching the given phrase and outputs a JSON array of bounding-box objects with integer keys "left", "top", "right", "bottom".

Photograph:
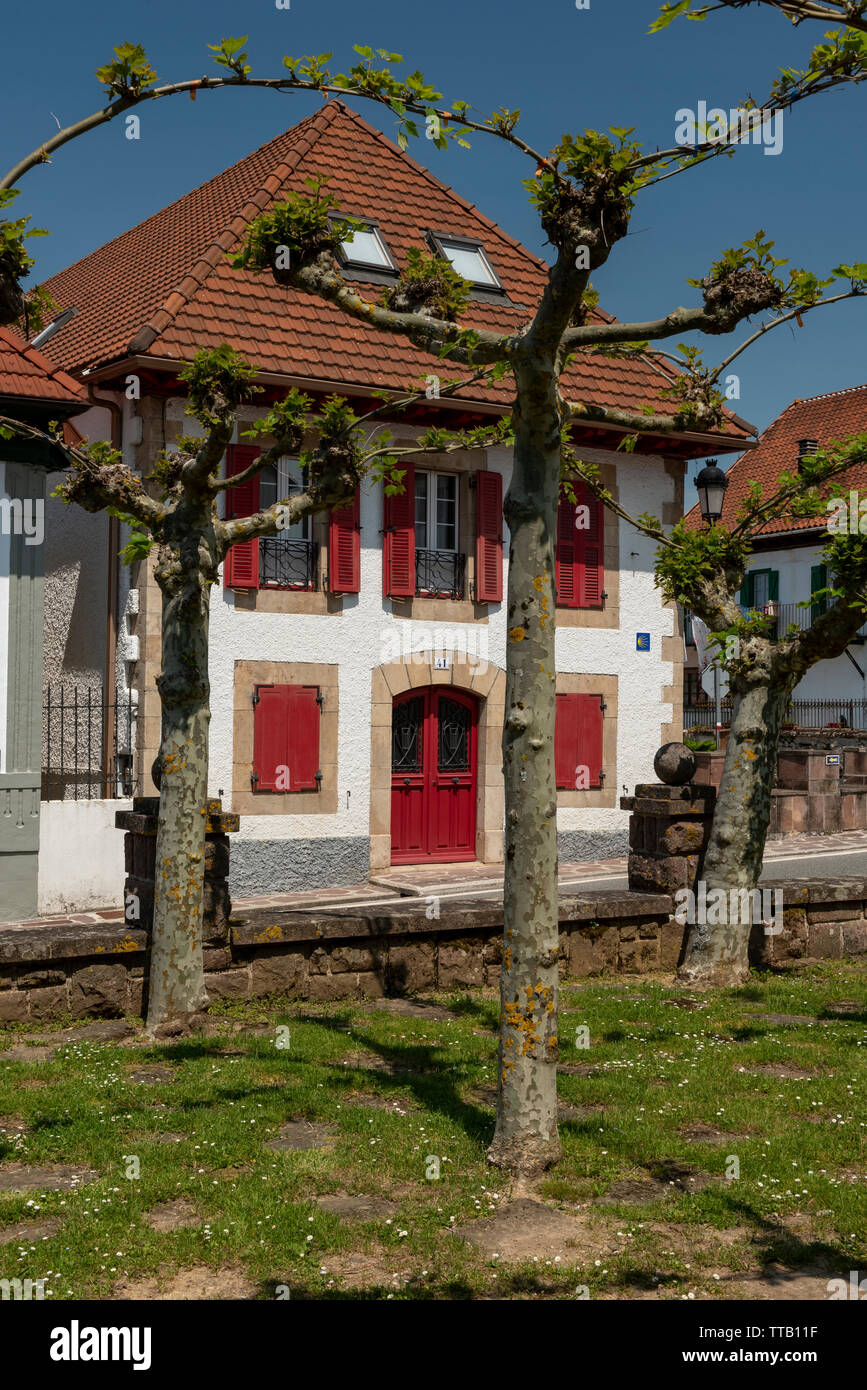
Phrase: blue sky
[{"left": 3, "top": 0, "right": 865, "bottom": 497}]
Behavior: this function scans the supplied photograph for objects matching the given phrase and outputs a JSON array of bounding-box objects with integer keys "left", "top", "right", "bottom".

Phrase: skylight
[
  {"left": 431, "top": 235, "right": 502, "bottom": 290},
  {"left": 337, "top": 222, "right": 396, "bottom": 272}
]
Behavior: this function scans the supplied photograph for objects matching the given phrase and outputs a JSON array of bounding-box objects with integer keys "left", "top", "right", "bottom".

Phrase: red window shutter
[
  {"left": 383, "top": 463, "right": 415, "bottom": 598},
  {"left": 555, "top": 693, "right": 604, "bottom": 789},
  {"left": 253, "top": 685, "right": 321, "bottom": 792},
  {"left": 555, "top": 495, "right": 578, "bottom": 608},
  {"left": 328, "top": 488, "right": 361, "bottom": 593},
  {"left": 555, "top": 694, "right": 580, "bottom": 788},
  {"left": 555, "top": 485, "right": 604, "bottom": 609},
  {"left": 577, "top": 489, "right": 604, "bottom": 609},
  {"left": 475, "top": 469, "right": 503, "bottom": 603},
  {"left": 223, "top": 443, "right": 261, "bottom": 590}
]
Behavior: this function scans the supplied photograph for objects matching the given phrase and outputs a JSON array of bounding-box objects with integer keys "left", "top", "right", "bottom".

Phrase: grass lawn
[{"left": 0, "top": 959, "right": 864, "bottom": 1301}]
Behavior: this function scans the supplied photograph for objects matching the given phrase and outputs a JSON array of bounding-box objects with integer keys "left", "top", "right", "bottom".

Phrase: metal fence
[
  {"left": 685, "top": 697, "right": 867, "bottom": 733},
  {"left": 42, "top": 685, "right": 137, "bottom": 801}
]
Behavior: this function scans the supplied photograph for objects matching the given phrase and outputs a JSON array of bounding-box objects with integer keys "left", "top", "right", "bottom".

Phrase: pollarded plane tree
[
  {"left": 0, "top": 14, "right": 864, "bottom": 1167},
  {"left": 3, "top": 346, "right": 510, "bottom": 1035},
  {"left": 567, "top": 422, "right": 867, "bottom": 989}
]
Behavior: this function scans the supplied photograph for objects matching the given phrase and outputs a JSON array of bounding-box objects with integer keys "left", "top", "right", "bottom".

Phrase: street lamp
[{"left": 695, "top": 459, "right": 729, "bottom": 524}]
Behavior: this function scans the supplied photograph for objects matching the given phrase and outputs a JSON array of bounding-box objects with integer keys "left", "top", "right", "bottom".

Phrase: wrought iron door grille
[
  {"left": 438, "top": 698, "right": 470, "bottom": 771},
  {"left": 415, "top": 548, "right": 465, "bottom": 599},
  {"left": 260, "top": 538, "right": 318, "bottom": 590},
  {"left": 392, "top": 697, "right": 424, "bottom": 771}
]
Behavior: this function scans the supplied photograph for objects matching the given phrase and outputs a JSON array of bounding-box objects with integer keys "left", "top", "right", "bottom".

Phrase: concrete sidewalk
[{"left": 5, "top": 828, "right": 867, "bottom": 932}]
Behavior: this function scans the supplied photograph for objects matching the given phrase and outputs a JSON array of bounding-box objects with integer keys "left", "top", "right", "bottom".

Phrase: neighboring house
[
  {"left": 0, "top": 327, "right": 88, "bottom": 920},
  {"left": 683, "top": 384, "right": 867, "bottom": 724},
  {"left": 33, "top": 100, "right": 752, "bottom": 900}
]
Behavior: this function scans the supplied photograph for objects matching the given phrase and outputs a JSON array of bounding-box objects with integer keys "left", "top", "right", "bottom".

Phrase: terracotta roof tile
[
  {"left": 40, "top": 101, "right": 748, "bottom": 444},
  {"left": 0, "top": 325, "right": 85, "bottom": 404},
  {"left": 686, "top": 384, "right": 867, "bottom": 535}
]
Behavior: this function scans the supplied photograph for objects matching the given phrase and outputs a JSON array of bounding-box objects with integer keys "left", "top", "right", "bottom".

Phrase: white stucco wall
[
  {"left": 37, "top": 798, "right": 131, "bottom": 913},
  {"left": 207, "top": 431, "right": 679, "bottom": 854},
  {"left": 743, "top": 545, "right": 867, "bottom": 703},
  {"left": 0, "top": 460, "right": 9, "bottom": 772}
]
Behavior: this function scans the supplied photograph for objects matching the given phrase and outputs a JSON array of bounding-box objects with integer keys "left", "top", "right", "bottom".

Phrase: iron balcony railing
[
  {"left": 686, "top": 602, "right": 867, "bottom": 641},
  {"left": 415, "top": 548, "right": 466, "bottom": 600},
  {"left": 260, "top": 538, "right": 318, "bottom": 590}
]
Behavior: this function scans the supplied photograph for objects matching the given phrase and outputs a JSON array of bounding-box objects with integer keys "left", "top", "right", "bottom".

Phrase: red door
[{"left": 391, "top": 688, "right": 478, "bottom": 864}]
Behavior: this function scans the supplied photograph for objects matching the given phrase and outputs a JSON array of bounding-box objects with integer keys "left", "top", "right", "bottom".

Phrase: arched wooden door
[{"left": 390, "top": 687, "right": 478, "bottom": 864}]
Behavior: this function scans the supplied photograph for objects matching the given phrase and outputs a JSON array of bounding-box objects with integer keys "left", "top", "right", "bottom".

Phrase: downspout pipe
[{"left": 86, "top": 384, "right": 122, "bottom": 797}]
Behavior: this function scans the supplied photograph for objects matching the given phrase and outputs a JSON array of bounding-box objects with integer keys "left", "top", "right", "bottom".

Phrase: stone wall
[
  {"left": 1, "top": 880, "right": 865, "bottom": 1023},
  {"left": 693, "top": 746, "right": 867, "bottom": 837}
]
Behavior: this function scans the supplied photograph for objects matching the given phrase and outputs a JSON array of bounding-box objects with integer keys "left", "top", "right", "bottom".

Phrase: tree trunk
[
  {"left": 488, "top": 368, "right": 562, "bottom": 1176},
  {"left": 678, "top": 674, "right": 791, "bottom": 987},
  {"left": 144, "top": 542, "right": 213, "bottom": 1035}
]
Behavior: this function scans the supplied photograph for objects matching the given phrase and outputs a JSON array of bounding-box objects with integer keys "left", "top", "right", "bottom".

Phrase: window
[
  {"left": 336, "top": 220, "right": 397, "bottom": 273},
  {"left": 252, "top": 684, "right": 321, "bottom": 792},
  {"left": 555, "top": 485, "right": 604, "bottom": 609},
  {"left": 554, "top": 694, "right": 604, "bottom": 790},
  {"left": 383, "top": 464, "right": 470, "bottom": 600},
  {"left": 428, "top": 232, "right": 503, "bottom": 290},
  {"left": 258, "top": 457, "right": 317, "bottom": 590},
  {"left": 414, "top": 470, "right": 463, "bottom": 597},
  {"left": 415, "top": 470, "right": 458, "bottom": 552}
]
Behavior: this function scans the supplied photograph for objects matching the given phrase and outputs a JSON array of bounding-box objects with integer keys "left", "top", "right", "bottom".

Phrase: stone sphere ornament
[{"left": 653, "top": 742, "right": 696, "bottom": 786}]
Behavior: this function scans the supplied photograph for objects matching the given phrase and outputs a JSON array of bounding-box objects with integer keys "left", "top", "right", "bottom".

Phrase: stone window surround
[
  {"left": 555, "top": 673, "right": 618, "bottom": 810},
  {"left": 232, "top": 660, "right": 339, "bottom": 816}
]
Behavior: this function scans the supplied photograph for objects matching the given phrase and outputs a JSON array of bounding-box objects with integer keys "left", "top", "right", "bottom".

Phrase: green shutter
[
  {"left": 740, "top": 572, "right": 754, "bottom": 608},
  {"left": 768, "top": 569, "right": 779, "bottom": 602},
  {"left": 811, "top": 563, "right": 827, "bottom": 623}
]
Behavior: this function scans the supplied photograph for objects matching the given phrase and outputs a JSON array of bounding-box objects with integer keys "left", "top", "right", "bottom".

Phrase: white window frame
[
  {"left": 428, "top": 232, "right": 503, "bottom": 290},
  {"left": 335, "top": 220, "right": 397, "bottom": 273},
  {"left": 415, "top": 469, "right": 459, "bottom": 555},
  {"left": 259, "top": 456, "right": 310, "bottom": 544}
]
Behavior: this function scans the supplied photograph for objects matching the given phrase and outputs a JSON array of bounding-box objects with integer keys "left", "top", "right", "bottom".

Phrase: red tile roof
[
  {"left": 0, "top": 325, "right": 85, "bottom": 404},
  {"left": 40, "top": 101, "right": 750, "bottom": 447},
  {"left": 686, "top": 384, "right": 867, "bottom": 535}
]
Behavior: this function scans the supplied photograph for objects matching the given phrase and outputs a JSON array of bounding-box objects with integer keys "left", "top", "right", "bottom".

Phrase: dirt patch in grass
[
  {"left": 112, "top": 1263, "right": 256, "bottom": 1300},
  {"left": 143, "top": 1197, "right": 202, "bottom": 1232},
  {"left": 0, "top": 1045, "right": 57, "bottom": 1064},
  {"left": 719, "top": 1262, "right": 843, "bottom": 1300},
  {"left": 823, "top": 1000, "right": 863, "bottom": 1017},
  {"left": 557, "top": 1063, "right": 600, "bottom": 1077},
  {"left": 596, "top": 1178, "right": 671, "bottom": 1206},
  {"left": 126, "top": 1066, "right": 177, "bottom": 1085},
  {"left": 313, "top": 1192, "right": 399, "bottom": 1221},
  {"left": 346, "top": 1092, "right": 416, "bottom": 1114},
  {"left": 597, "top": 1161, "right": 724, "bottom": 1206},
  {"left": 317, "top": 1247, "right": 417, "bottom": 1291},
  {"left": 265, "top": 1120, "right": 337, "bottom": 1153},
  {"left": 680, "top": 1122, "right": 752, "bottom": 1144},
  {"left": 452, "top": 1197, "right": 618, "bottom": 1266},
  {"left": 367, "top": 998, "right": 459, "bottom": 1022},
  {"left": 0, "top": 1117, "right": 27, "bottom": 1138},
  {"left": 0, "top": 1217, "right": 62, "bottom": 1244},
  {"left": 327, "top": 1051, "right": 433, "bottom": 1077},
  {"left": 742, "top": 1012, "right": 816, "bottom": 1027},
  {"left": 0, "top": 1164, "right": 99, "bottom": 1192},
  {"left": 737, "top": 1063, "right": 818, "bottom": 1081}
]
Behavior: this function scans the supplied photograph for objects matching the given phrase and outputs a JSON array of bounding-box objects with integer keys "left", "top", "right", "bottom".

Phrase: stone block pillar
[
  {"left": 115, "top": 797, "right": 239, "bottom": 944},
  {"left": 620, "top": 782, "right": 717, "bottom": 894}
]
